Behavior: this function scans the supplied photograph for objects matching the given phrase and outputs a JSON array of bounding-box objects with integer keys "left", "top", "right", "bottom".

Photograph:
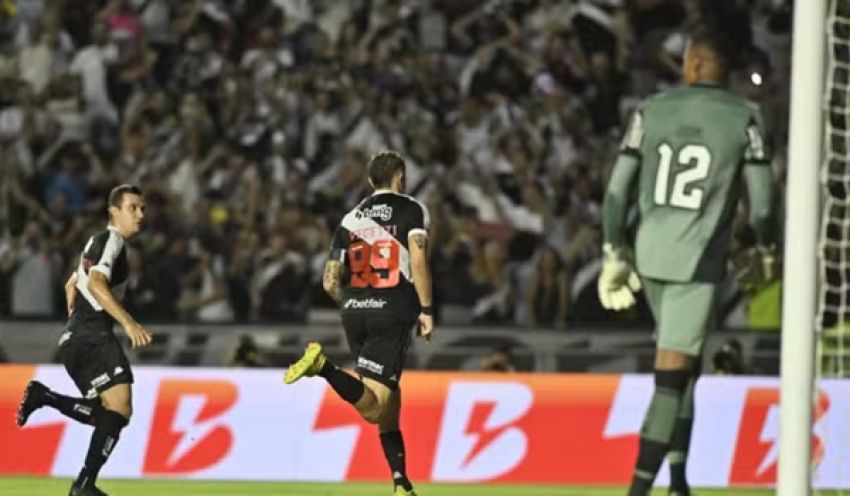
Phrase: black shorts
[
  {"left": 341, "top": 312, "right": 415, "bottom": 391},
  {"left": 57, "top": 331, "right": 134, "bottom": 399}
]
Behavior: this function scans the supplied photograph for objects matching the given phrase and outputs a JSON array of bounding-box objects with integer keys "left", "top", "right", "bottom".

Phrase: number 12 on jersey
[
  {"left": 348, "top": 239, "right": 400, "bottom": 288},
  {"left": 654, "top": 143, "right": 712, "bottom": 210}
]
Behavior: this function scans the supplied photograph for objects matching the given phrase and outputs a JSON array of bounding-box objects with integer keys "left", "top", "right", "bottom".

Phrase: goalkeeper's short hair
[{"left": 688, "top": 26, "right": 736, "bottom": 72}]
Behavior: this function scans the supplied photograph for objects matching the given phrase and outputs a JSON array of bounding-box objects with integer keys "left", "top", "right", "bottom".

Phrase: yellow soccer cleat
[
  {"left": 394, "top": 487, "right": 417, "bottom": 495},
  {"left": 284, "top": 342, "right": 326, "bottom": 384}
]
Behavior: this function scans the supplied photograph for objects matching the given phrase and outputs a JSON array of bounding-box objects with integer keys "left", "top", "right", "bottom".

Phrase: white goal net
[
  {"left": 817, "top": 0, "right": 850, "bottom": 492},
  {"left": 819, "top": 0, "right": 850, "bottom": 366}
]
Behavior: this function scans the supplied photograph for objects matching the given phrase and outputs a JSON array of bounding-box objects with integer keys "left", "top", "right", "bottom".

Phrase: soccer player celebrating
[
  {"left": 17, "top": 184, "right": 153, "bottom": 496},
  {"left": 284, "top": 151, "right": 433, "bottom": 496},
  {"left": 598, "top": 30, "right": 776, "bottom": 496}
]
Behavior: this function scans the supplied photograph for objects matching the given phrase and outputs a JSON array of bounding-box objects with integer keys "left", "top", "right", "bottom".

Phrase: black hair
[
  {"left": 494, "top": 345, "right": 513, "bottom": 358},
  {"left": 688, "top": 26, "right": 735, "bottom": 73},
  {"left": 108, "top": 184, "right": 143, "bottom": 209}
]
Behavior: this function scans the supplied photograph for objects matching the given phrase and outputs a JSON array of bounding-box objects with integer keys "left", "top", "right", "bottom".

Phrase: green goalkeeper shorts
[{"left": 642, "top": 277, "right": 720, "bottom": 356}]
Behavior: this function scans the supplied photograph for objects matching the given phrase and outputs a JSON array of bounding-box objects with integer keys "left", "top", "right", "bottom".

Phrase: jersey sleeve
[
  {"left": 743, "top": 104, "right": 771, "bottom": 166},
  {"left": 328, "top": 225, "right": 349, "bottom": 263},
  {"left": 84, "top": 230, "right": 124, "bottom": 281},
  {"left": 619, "top": 106, "right": 645, "bottom": 158},
  {"left": 407, "top": 199, "right": 431, "bottom": 238},
  {"left": 603, "top": 152, "right": 641, "bottom": 249},
  {"left": 743, "top": 164, "right": 775, "bottom": 245},
  {"left": 741, "top": 102, "right": 775, "bottom": 244}
]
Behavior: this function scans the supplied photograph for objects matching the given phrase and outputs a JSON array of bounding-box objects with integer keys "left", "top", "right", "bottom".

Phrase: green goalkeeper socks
[
  {"left": 669, "top": 376, "right": 697, "bottom": 492},
  {"left": 629, "top": 370, "right": 690, "bottom": 496}
]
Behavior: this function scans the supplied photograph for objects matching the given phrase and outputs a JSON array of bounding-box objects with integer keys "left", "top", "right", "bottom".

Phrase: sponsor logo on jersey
[
  {"left": 357, "top": 357, "right": 385, "bottom": 375},
  {"left": 357, "top": 205, "right": 393, "bottom": 221},
  {"left": 343, "top": 298, "right": 387, "bottom": 309},
  {"left": 73, "top": 403, "right": 93, "bottom": 416},
  {"left": 91, "top": 373, "right": 110, "bottom": 389}
]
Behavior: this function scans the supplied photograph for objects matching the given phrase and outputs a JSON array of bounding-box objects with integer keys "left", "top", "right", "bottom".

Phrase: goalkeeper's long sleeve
[
  {"left": 602, "top": 154, "right": 640, "bottom": 249},
  {"left": 743, "top": 163, "right": 775, "bottom": 246}
]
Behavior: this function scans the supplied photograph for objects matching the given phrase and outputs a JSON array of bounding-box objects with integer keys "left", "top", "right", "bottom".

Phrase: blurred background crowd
[{"left": 0, "top": 0, "right": 792, "bottom": 329}]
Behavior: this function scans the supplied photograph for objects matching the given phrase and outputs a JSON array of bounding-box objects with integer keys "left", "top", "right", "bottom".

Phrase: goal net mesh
[{"left": 818, "top": 0, "right": 850, "bottom": 492}]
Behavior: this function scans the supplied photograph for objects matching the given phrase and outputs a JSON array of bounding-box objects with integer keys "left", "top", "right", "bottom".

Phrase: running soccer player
[
  {"left": 597, "top": 30, "right": 776, "bottom": 496},
  {"left": 17, "top": 184, "right": 152, "bottom": 496},
  {"left": 284, "top": 150, "right": 432, "bottom": 496}
]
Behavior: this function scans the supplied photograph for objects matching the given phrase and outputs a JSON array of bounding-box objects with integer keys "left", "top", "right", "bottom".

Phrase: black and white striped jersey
[
  {"left": 329, "top": 190, "right": 430, "bottom": 319},
  {"left": 68, "top": 226, "right": 130, "bottom": 335}
]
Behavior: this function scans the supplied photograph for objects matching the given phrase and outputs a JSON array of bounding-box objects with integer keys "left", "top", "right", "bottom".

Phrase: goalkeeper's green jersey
[{"left": 620, "top": 83, "right": 771, "bottom": 283}]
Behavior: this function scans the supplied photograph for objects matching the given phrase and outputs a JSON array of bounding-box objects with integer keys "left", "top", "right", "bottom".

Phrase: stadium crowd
[{"left": 0, "top": 0, "right": 792, "bottom": 328}]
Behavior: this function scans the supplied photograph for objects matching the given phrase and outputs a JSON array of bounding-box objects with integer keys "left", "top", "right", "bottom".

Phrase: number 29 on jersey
[{"left": 348, "top": 240, "right": 400, "bottom": 288}]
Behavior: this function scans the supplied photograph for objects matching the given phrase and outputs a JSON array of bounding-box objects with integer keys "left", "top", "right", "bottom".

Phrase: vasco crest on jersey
[{"left": 357, "top": 204, "right": 393, "bottom": 221}]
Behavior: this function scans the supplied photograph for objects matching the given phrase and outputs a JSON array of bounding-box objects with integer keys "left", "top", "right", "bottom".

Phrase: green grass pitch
[{"left": 0, "top": 478, "right": 836, "bottom": 496}]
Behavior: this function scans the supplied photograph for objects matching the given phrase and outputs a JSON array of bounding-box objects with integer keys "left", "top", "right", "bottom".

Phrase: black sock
[
  {"left": 44, "top": 390, "right": 101, "bottom": 426},
  {"left": 669, "top": 376, "right": 697, "bottom": 493},
  {"left": 668, "top": 418, "right": 694, "bottom": 493},
  {"left": 380, "top": 430, "right": 412, "bottom": 491},
  {"left": 75, "top": 410, "right": 127, "bottom": 488},
  {"left": 318, "top": 361, "right": 365, "bottom": 404},
  {"left": 629, "top": 369, "right": 690, "bottom": 496},
  {"left": 630, "top": 438, "right": 666, "bottom": 496}
]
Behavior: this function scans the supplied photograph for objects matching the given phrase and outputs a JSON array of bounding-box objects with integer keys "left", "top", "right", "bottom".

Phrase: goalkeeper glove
[
  {"left": 732, "top": 244, "right": 779, "bottom": 293},
  {"left": 598, "top": 243, "right": 642, "bottom": 311}
]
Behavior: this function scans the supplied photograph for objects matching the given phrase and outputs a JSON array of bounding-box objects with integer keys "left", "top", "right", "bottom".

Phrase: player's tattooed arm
[
  {"left": 408, "top": 232, "right": 433, "bottom": 308},
  {"left": 411, "top": 233, "right": 428, "bottom": 253},
  {"left": 322, "top": 260, "right": 344, "bottom": 304}
]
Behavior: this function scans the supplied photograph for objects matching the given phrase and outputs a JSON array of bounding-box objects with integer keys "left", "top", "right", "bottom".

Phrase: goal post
[{"left": 778, "top": 0, "right": 828, "bottom": 494}]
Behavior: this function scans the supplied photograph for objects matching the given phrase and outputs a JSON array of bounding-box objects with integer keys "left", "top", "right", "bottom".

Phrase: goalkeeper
[{"left": 598, "top": 29, "right": 777, "bottom": 496}]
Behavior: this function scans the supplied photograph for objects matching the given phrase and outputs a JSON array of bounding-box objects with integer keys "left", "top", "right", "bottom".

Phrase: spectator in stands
[
  {"left": 124, "top": 247, "right": 155, "bottom": 320},
  {"left": 177, "top": 246, "right": 234, "bottom": 322},
  {"left": 0, "top": 226, "right": 12, "bottom": 315},
  {"left": 712, "top": 339, "right": 747, "bottom": 375},
  {"left": 253, "top": 232, "right": 310, "bottom": 322},
  {"left": 524, "top": 246, "right": 570, "bottom": 329},
  {"left": 226, "top": 229, "right": 259, "bottom": 321},
  {"left": 228, "top": 334, "right": 264, "bottom": 368},
  {"left": 6, "top": 220, "right": 57, "bottom": 317},
  {"left": 0, "top": 0, "right": 790, "bottom": 332},
  {"left": 430, "top": 206, "right": 485, "bottom": 307},
  {"left": 479, "top": 345, "right": 516, "bottom": 373},
  {"left": 70, "top": 20, "right": 118, "bottom": 122},
  {"left": 136, "top": 230, "right": 183, "bottom": 321}
]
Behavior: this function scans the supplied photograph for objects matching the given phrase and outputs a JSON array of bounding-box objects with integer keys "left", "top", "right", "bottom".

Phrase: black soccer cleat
[
  {"left": 68, "top": 483, "right": 109, "bottom": 496},
  {"left": 669, "top": 490, "right": 692, "bottom": 496},
  {"left": 17, "top": 380, "right": 49, "bottom": 427}
]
